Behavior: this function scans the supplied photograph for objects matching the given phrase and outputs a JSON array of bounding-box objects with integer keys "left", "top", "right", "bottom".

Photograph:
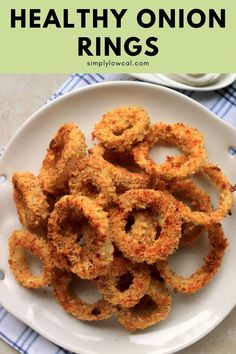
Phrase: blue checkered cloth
[{"left": 0, "top": 73, "right": 236, "bottom": 353}]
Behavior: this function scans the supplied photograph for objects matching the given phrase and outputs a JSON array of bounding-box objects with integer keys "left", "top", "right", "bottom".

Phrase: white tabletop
[{"left": 0, "top": 74, "right": 235, "bottom": 354}]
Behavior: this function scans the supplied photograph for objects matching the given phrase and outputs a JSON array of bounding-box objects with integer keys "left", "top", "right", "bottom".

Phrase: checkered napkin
[{"left": 0, "top": 73, "right": 236, "bottom": 354}]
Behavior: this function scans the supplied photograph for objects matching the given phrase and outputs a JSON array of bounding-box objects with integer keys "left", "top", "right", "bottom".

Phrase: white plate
[
  {"left": 130, "top": 73, "right": 236, "bottom": 91},
  {"left": 0, "top": 82, "right": 236, "bottom": 354}
]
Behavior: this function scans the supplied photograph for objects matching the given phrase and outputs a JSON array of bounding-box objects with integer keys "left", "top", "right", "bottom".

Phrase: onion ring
[
  {"left": 133, "top": 122, "right": 206, "bottom": 180},
  {"left": 70, "top": 223, "right": 114, "bottom": 279},
  {"left": 39, "top": 123, "right": 87, "bottom": 195},
  {"left": 180, "top": 164, "right": 234, "bottom": 225},
  {"left": 165, "top": 179, "right": 211, "bottom": 247},
  {"left": 48, "top": 195, "right": 113, "bottom": 279},
  {"left": 90, "top": 144, "right": 151, "bottom": 191},
  {"left": 52, "top": 271, "right": 114, "bottom": 321},
  {"left": 92, "top": 106, "right": 150, "bottom": 152},
  {"left": 69, "top": 155, "right": 117, "bottom": 208},
  {"left": 8, "top": 230, "right": 54, "bottom": 288},
  {"left": 12, "top": 172, "right": 49, "bottom": 232},
  {"left": 96, "top": 257, "right": 150, "bottom": 308},
  {"left": 156, "top": 223, "right": 228, "bottom": 294},
  {"left": 116, "top": 279, "right": 171, "bottom": 332},
  {"left": 109, "top": 189, "right": 183, "bottom": 263}
]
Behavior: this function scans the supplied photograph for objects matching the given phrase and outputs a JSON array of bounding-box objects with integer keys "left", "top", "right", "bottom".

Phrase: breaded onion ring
[
  {"left": 156, "top": 223, "right": 228, "bottom": 294},
  {"left": 39, "top": 123, "right": 87, "bottom": 195},
  {"left": 181, "top": 164, "right": 234, "bottom": 225},
  {"left": 48, "top": 195, "right": 113, "bottom": 279},
  {"left": 69, "top": 155, "right": 116, "bottom": 208},
  {"left": 96, "top": 257, "right": 150, "bottom": 308},
  {"left": 128, "top": 204, "right": 204, "bottom": 249},
  {"left": 12, "top": 172, "right": 49, "bottom": 231},
  {"left": 90, "top": 144, "right": 151, "bottom": 191},
  {"left": 52, "top": 271, "right": 114, "bottom": 321},
  {"left": 70, "top": 223, "right": 114, "bottom": 279},
  {"left": 133, "top": 122, "right": 206, "bottom": 180},
  {"left": 92, "top": 106, "right": 150, "bottom": 152},
  {"left": 165, "top": 179, "right": 211, "bottom": 247},
  {"left": 8, "top": 230, "right": 54, "bottom": 288},
  {"left": 110, "top": 189, "right": 183, "bottom": 263},
  {"left": 116, "top": 279, "right": 171, "bottom": 332}
]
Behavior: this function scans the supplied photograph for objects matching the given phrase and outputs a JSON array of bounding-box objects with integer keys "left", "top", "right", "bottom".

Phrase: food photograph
[{"left": 0, "top": 73, "right": 236, "bottom": 354}]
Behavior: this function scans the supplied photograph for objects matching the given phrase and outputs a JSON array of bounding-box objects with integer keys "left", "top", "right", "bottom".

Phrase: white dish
[
  {"left": 0, "top": 81, "right": 236, "bottom": 354},
  {"left": 130, "top": 73, "right": 236, "bottom": 91}
]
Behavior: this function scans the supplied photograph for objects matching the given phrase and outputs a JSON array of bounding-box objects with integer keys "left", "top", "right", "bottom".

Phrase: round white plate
[
  {"left": 130, "top": 73, "right": 236, "bottom": 91},
  {"left": 0, "top": 82, "right": 236, "bottom": 354}
]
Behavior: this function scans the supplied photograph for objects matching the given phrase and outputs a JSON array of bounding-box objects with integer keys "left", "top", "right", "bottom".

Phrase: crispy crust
[
  {"left": 90, "top": 144, "right": 151, "bottom": 191},
  {"left": 133, "top": 122, "right": 206, "bottom": 180},
  {"left": 156, "top": 223, "right": 228, "bottom": 294},
  {"left": 127, "top": 210, "right": 160, "bottom": 246},
  {"left": 116, "top": 279, "right": 171, "bottom": 332},
  {"left": 92, "top": 106, "right": 150, "bottom": 152},
  {"left": 48, "top": 195, "right": 113, "bottom": 279},
  {"left": 69, "top": 155, "right": 117, "bottom": 208},
  {"left": 69, "top": 223, "right": 114, "bottom": 279},
  {"left": 8, "top": 230, "right": 54, "bottom": 288},
  {"left": 96, "top": 257, "right": 150, "bottom": 308},
  {"left": 182, "top": 164, "right": 234, "bottom": 225},
  {"left": 52, "top": 271, "right": 115, "bottom": 321},
  {"left": 109, "top": 189, "right": 183, "bottom": 263},
  {"left": 165, "top": 179, "right": 211, "bottom": 247},
  {"left": 12, "top": 172, "right": 49, "bottom": 231},
  {"left": 39, "top": 123, "right": 87, "bottom": 195}
]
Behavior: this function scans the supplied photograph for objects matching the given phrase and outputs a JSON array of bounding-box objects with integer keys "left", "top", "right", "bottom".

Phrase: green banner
[{"left": 0, "top": 0, "right": 235, "bottom": 73}]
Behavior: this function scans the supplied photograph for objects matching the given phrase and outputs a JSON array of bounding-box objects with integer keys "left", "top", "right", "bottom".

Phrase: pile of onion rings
[{"left": 8, "top": 106, "right": 234, "bottom": 332}]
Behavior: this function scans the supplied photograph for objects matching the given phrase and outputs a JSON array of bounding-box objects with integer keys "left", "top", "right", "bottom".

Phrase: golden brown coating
[
  {"left": 133, "top": 122, "right": 206, "bottom": 180},
  {"left": 8, "top": 230, "right": 55, "bottom": 288},
  {"left": 69, "top": 223, "right": 114, "bottom": 279},
  {"left": 181, "top": 164, "right": 234, "bottom": 225},
  {"left": 92, "top": 106, "right": 150, "bottom": 152},
  {"left": 89, "top": 144, "right": 151, "bottom": 191},
  {"left": 127, "top": 210, "right": 160, "bottom": 246},
  {"left": 69, "top": 155, "right": 117, "bottom": 208},
  {"left": 110, "top": 189, "right": 183, "bottom": 263},
  {"left": 165, "top": 179, "right": 211, "bottom": 247},
  {"left": 156, "top": 223, "right": 228, "bottom": 294},
  {"left": 52, "top": 271, "right": 115, "bottom": 321},
  {"left": 12, "top": 172, "right": 49, "bottom": 231},
  {"left": 116, "top": 279, "right": 171, "bottom": 332},
  {"left": 96, "top": 257, "right": 150, "bottom": 308},
  {"left": 48, "top": 195, "right": 113, "bottom": 279},
  {"left": 39, "top": 123, "right": 87, "bottom": 195}
]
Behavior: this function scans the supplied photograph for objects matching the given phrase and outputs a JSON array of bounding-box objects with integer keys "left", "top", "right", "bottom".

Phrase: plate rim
[
  {"left": 2, "top": 81, "right": 236, "bottom": 158},
  {"left": 0, "top": 80, "right": 236, "bottom": 354}
]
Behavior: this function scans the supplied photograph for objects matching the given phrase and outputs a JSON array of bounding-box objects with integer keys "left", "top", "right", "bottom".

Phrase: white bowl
[{"left": 130, "top": 74, "right": 236, "bottom": 91}]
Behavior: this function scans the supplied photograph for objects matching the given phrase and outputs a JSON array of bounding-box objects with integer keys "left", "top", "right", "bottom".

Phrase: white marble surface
[{"left": 0, "top": 74, "right": 235, "bottom": 354}]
